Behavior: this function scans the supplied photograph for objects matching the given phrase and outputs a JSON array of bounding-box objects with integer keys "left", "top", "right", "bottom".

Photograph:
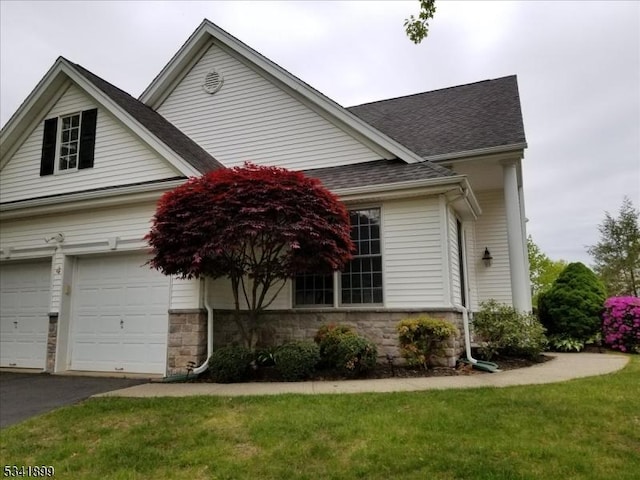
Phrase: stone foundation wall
[
  {"left": 211, "top": 309, "right": 464, "bottom": 367},
  {"left": 46, "top": 314, "right": 58, "bottom": 373},
  {"left": 167, "top": 309, "right": 207, "bottom": 376}
]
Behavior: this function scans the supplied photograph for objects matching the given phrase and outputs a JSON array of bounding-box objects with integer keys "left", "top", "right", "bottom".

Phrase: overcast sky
[{"left": 1, "top": 1, "right": 638, "bottom": 265}]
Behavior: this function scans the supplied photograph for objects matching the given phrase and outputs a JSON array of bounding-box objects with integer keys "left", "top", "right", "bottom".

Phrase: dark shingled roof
[
  {"left": 69, "top": 60, "right": 222, "bottom": 174},
  {"left": 348, "top": 76, "right": 526, "bottom": 159},
  {"left": 304, "top": 158, "right": 456, "bottom": 191}
]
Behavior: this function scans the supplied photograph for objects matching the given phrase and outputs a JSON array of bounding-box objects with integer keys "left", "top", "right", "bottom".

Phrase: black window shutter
[
  {"left": 78, "top": 108, "right": 97, "bottom": 169},
  {"left": 40, "top": 118, "right": 57, "bottom": 176}
]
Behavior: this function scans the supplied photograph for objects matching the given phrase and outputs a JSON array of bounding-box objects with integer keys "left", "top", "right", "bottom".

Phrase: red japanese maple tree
[{"left": 146, "top": 163, "right": 354, "bottom": 349}]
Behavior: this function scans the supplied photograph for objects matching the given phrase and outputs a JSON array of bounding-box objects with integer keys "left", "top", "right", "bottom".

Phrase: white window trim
[
  {"left": 54, "top": 111, "right": 82, "bottom": 175},
  {"left": 291, "top": 205, "right": 385, "bottom": 309}
]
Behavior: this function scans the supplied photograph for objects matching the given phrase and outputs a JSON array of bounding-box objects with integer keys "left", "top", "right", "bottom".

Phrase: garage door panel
[
  {"left": 70, "top": 254, "right": 169, "bottom": 374},
  {"left": 0, "top": 261, "right": 50, "bottom": 369}
]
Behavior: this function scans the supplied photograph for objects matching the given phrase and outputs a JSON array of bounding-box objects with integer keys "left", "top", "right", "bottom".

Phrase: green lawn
[{"left": 1, "top": 356, "right": 639, "bottom": 480}]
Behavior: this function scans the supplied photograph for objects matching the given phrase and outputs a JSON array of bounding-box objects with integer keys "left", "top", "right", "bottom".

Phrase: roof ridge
[{"left": 348, "top": 75, "right": 517, "bottom": 109}]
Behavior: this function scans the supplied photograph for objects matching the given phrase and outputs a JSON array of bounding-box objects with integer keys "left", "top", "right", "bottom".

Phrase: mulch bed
[{"left": 194, "top": 354, "right": 555, "bottom": 383}]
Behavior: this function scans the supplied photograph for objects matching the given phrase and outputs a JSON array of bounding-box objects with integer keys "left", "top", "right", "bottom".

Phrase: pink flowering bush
[{"left": 602, "top": 297, "right": 640, "bottom": 354}]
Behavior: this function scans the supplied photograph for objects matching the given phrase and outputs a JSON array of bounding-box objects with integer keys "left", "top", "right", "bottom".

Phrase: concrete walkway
[{"left": 95, "top": 353, "right": 629, "bottom": 398}]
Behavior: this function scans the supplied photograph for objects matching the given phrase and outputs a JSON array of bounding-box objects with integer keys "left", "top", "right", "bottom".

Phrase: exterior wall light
[{"left": 482, "top": 247, "right": 493, "bottom": 267}]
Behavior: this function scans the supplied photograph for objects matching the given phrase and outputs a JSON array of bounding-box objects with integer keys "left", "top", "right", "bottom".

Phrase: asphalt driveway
[{"left": 0, "top": 372, "right": 147, "bottom": 428}]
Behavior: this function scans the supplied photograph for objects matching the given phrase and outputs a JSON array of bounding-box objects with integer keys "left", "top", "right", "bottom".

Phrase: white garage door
[
  {"left": 0, "top": 261, "right": 51, "bottom": 369},
  {"left": 70, "top": 254, "right": 170, "bottom": 374}
]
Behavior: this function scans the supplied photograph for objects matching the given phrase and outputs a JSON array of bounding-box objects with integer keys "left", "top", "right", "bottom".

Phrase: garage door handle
[
  {"left": 120, "top": 319, "right": 124, "bottom": 329},
  {"left": 13, "top": 321, "right": 18, "bottom": 328}
]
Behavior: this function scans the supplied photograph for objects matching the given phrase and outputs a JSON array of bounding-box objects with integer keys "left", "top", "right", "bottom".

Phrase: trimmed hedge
[
  {"left": 314, "top": 324, "right": 377, "bottom": 377},
  {"left": 208, "top": 345, "right": 253, "bottom": 383},
  {"left": 274, "top": 341, "right": 320, "bottom": 381}
]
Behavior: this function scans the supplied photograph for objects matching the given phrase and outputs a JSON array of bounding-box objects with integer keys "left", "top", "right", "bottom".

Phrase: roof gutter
[
  {"left": 333, "top": 175, "right": 481, "bottom": 217},
  {"left": 422, "top": 143, "right": 527, "bottom": 164}
]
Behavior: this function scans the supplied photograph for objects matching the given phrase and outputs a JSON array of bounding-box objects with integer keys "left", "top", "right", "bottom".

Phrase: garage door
[
  {"left": 70, "top": 254, "right": 170, "bottom": 374},
  {"left": 0, "top": 261, "right": 51, "bottom": 369}
]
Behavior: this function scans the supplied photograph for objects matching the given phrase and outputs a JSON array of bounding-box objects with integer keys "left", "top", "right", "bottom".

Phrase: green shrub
[
  {"left": 473, "top": 300, "right": 547, "bottom": 360},
  {"left": 328, "top": 334, "right": 378, "bottom": 377},
  {"left": 397, "top": 316, "right": 459, "bottom": 369},
  {"left": 208, "top": 345, "right": 253, "bottom": 383},
  {"left": 274, "top": 341, "right": 320, "bottom": 381},
  {"left": 547, "top": 334, "right": 585, "bottom": 352},
  {"left": 538, "top": 262, "right": 607, "bottom": 342},
  {"left": 314, "top": 323, "right": 356, "bottom": 367},
  {"left": 314, "top": 324, "right": 377, "bottom": 376}
]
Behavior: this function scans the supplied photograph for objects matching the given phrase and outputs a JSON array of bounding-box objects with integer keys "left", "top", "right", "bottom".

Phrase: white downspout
[
  {"left": 454, "top": 303, "right": 478, "bottom": 365},
  {"left": 192, "top": 277, "right": 213, "bottom": 375}
]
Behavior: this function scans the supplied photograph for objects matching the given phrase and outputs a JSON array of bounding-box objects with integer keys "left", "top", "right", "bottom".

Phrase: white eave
[
  {"left": 424, "top": 143, "right": 528, "bottom": 164},
  {"left": 139, "top": 19, "right": 426, "bottom": 164},
  {"left": 0, "top": 178, "right": 186, "bottom": 220},
  {"left": 334, "top": 174, "right": 481, "bottom": 219},
  {"left": 0, "top": 58, "right": 202, "bottom": 177}
]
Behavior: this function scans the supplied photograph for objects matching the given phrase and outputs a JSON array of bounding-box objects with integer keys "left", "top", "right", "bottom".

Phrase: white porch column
[
  {"left": 518, "top": 185, "right": 533, "bottom": 309},
  {"left": 502, "top": 160, "right": 530, "bottom": 311}
]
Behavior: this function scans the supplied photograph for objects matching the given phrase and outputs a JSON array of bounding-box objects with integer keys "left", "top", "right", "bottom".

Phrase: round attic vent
[{"left": 202, "top": 69, "right": 224, "bottom": 94}]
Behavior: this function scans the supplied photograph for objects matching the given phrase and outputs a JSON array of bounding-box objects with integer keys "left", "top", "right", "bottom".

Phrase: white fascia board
[
  {"left": 335, "top": 175, "right": 482, "bottom": 218},
  {"left": 423, "top": 144, "right": 527, "bottom": 164},
  {"left": 140, "top": 20, "right": 424, "bottom": 164},
  {"left": 335, "top": 175, "right": 464, "bottom": 201},
  {"left": 58, "top": 61, "right": 202, "bottom": 177},
  {"left": 0, "top": 179, "right": 185, "bottom": 220}
]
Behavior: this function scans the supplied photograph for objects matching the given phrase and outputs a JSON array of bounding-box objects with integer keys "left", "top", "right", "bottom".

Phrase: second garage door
[{"left": 70, "top": 254, "right": 170, "bottom": 374}]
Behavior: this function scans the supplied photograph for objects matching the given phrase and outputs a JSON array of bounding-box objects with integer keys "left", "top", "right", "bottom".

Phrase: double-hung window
[
  {"left": 294, "top": 207, "right": 383, "bottom": 307},
  {"left": 40, "top": 108, "right": 98, "bottom": 176},
  {"left": 58, "top": 113, "right": 81, "bottom": 171}
]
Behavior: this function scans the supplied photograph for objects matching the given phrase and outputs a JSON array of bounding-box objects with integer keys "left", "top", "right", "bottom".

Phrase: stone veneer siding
[
  {"left": 167, "top": 309, "right": 208, "bottom": 376},
  {"left": 211, "top": 309, "right": 464, "bottom": 367},
  {"left": 46, "top": 313, "right": 58, "bottom": 373}
]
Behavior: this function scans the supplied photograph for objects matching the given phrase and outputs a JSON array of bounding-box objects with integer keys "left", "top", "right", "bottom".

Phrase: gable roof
[
  {"left": 348, "top": 76, "right": 527, "bottom": 162},
  {"left": 70, "top": 61, "right": 222, "bottom": 174},
  {"left": 139, "top": 19, "right": 426, "bottom": 164},
  {"left": 0, "top": 57, "right": 221, "bottom": 175}
]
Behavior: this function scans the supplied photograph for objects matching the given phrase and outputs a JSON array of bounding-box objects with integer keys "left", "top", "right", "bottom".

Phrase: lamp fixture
[{"left": 482, "top": 247, "right": 493, "bottom": 267}]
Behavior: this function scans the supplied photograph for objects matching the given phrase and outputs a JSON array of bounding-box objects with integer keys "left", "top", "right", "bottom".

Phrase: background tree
[
  {"left": 404, "top": 0, "right": 437, "bottom": 44},
  {"left": 146, "top": 163, "right": 354, "bottom": 350},
  {"left": 527, "top": 235, "right": 567, "bottom": 305},
  {"left": 587, "top": 196, "right": 640, "bottom": 296}
]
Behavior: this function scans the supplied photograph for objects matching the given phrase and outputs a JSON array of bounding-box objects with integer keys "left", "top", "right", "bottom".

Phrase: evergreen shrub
[
  {"left": 208, "top": 345, "right": 253, "bottom": 383},
  {"left": 538, "top": 262, "right": 606, "bottom": 342}
]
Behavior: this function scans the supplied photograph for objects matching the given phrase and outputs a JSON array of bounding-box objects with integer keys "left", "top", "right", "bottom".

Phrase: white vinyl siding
[
  {"left": 474, "top": 189, "right": 512, "bottom": 305},
  {"left": 0, "top": 200, "right": 199, "bottom": 312},
  {"left": 0, "top": 84, "right": 180, "bottom": 203},
  {"left": 206, "top": 196, "right": 450, "bottom": 310},
  {"left": 463, "top": 222, "right": 480, "bottom": 312},
  {"left": 170, "top": 278, "right": 202, "bottom": 310},
  {"left": 383, "top": 197, "right": 445, "bottom": 308},
  {"left": 448, "top": 209, "right": 461, "bottom": 306},
  {"left": 207, "top": 276, "right": 291, "bottom": 311},
  {"left": 157, "top": 43, "right": 381, "bottom": 170}
]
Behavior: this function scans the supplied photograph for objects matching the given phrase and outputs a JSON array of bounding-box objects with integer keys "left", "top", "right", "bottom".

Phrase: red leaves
[{"left": 146, "top": 162, "right": 354, "bottom": 281}]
